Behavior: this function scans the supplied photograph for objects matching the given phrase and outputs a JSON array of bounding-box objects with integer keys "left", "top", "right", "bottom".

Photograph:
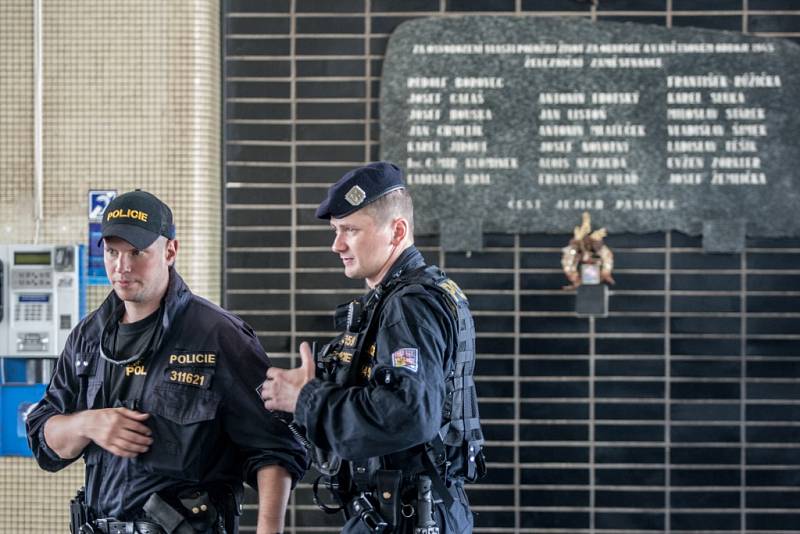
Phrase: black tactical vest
[{"left": 328, "top": 265, "right": 485, "bottom": 485}]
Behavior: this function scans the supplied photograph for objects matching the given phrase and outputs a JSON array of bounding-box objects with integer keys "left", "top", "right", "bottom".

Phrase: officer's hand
[
  {"left": 81, "top": 407, "right": 153, "bottom": 458},
  {"left": 261, "top": 341, "right": 315, "bottom": 413}
]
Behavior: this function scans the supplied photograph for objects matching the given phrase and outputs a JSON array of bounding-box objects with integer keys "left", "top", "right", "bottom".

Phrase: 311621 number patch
[{"left": 165, "top": 369, "right": 211, "bottom": 388}]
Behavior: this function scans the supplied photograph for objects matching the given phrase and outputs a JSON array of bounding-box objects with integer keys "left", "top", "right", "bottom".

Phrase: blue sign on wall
[
  {"left": 89, "top": 190, "right": 116, "bottom": 222},
  {"left": 88, "top": 190, "right": 115, "bottom": 284}
]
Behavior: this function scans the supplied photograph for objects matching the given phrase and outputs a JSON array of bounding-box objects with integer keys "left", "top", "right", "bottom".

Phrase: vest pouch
[
  {"left": 140, "top": 385, "right": 221, "bottom": 481},
  {"left": 75, "top": 350, "right": 100, "bottom": 409}
]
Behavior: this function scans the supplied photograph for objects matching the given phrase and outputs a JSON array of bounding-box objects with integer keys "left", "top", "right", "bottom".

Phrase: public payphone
[
  {"left": 0, "top": 244, "right": 81, "bottom": 358},
  {"left": 0, "top": 244, "right": 81, "bottom": 456}
]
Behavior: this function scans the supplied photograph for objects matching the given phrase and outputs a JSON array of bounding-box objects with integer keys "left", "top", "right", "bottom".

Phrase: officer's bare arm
[
  {"left": 255, "top": 465, "right": 292, "bottom": 534},
  {"left": 43, "top": 408, "right": 153, "bottom": 459}
]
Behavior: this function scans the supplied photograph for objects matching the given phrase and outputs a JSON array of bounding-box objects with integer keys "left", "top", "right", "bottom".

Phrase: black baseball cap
[
  {"left": 99, "top": 190, "right": 176, "bottom": 250},
  {"left": 315, "top": 161, "right": 406, "bottom": 220}
]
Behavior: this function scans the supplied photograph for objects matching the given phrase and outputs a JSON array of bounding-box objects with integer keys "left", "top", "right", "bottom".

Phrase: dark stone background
[{"left": 380, "top": 16, "right": 800, "bottom": 250}]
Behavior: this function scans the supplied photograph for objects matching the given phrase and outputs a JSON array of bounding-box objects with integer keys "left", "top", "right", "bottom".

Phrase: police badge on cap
[{"left": 315, "top": 161, "right": 405, "bottom": 220}]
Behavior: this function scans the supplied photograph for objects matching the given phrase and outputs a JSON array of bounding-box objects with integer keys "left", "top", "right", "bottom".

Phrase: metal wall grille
[{"left": 223, "top": 1, "right": 800, "bottom": 533}]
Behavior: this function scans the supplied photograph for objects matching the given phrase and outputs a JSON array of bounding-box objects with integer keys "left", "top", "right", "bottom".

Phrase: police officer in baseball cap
[
  {"left": 261, "top": 162, "right": 485, "bottom": 533},
  {"left": 28, "top": 189, "right": 308, "bottom": 533}
]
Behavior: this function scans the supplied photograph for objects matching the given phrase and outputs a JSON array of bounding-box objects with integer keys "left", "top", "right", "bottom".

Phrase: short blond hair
[{"left": 362, "top": 188, "right": 414, "bottom": 235}]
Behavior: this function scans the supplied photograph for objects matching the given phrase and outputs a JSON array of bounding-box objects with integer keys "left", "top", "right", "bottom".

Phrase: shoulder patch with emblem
[
  {"left": 391, "top": 348, "right": 419, "bottom": 372},
  {"left": 437, "top": 279, "right": 467, "bottom": 303}
]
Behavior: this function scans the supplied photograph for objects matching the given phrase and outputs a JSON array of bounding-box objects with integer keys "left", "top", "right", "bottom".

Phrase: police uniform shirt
[
  {"left": 101, "top": 309, "right": 159, "bottom": 408},
  {"left": 25, "top": 268, "right": 309, "bottom": 520},
  {"left": 294, "top": 246, "right": 458, "bottom": 463}
]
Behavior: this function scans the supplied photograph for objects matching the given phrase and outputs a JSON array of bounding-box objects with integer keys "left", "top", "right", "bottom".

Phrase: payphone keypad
[{"left": 13, "top": 292, "right": 53, "bottom": 324}]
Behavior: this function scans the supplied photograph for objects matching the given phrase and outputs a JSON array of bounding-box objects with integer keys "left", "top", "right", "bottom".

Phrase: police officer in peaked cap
[
  {"left": 261, "top": 162, "right": 486, "bottom": 533},
  {"left": 27, "top": 190, "right": 308, "bottom": 534}
]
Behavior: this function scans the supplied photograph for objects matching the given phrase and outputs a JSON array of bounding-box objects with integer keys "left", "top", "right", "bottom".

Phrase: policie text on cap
[{"left": 100, "top": 190, "right": 176, "bottom": 250}]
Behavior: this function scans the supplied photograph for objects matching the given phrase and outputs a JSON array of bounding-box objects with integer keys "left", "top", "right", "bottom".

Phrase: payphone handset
[{"left": 2, "top": 245, "right": 80, "bottom": 357}]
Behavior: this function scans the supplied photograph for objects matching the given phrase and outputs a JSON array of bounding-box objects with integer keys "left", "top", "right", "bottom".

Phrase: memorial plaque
[{"left": 379, "top": 16, "right": 800, "bottom": 251}]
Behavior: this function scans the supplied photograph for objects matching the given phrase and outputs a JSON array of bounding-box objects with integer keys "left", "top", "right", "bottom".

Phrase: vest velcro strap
[
  {"left": 452, "top": 376, "right": 475, "bottom": 390},
  {"left": 440, "top": 417, "right": 484, "bottom": 442},
  {"left": 463, "top": 416, "right": 482, "bottom": 432},
  {"left": 455, "top": 345, "right": 472, "bottom": 363},
  {"left": 422, "top": 441, "right": 454, "bottom": 508}
]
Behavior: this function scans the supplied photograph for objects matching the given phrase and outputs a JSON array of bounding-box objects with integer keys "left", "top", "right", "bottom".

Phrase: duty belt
[{"left": 83, "top": 519, "right": 165, "bottom": 534}]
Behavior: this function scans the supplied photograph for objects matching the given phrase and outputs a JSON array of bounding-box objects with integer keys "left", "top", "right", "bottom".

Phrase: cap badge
[{"left": 344, "top": 185, "right": 366, "bottom": 207}]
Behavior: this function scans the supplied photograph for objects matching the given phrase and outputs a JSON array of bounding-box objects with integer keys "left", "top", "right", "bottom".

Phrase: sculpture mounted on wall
[{"left": 561, "top": 212, "right": 615, "bottom": 290}]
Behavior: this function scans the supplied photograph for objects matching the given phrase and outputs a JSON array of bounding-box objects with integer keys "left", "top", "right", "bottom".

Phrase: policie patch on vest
[
  {"left": 167, "top": 352, "right": 217, "bottom": 367},
  {"left": 391, "top": 348, "right": 419, "bottom": 373}
]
